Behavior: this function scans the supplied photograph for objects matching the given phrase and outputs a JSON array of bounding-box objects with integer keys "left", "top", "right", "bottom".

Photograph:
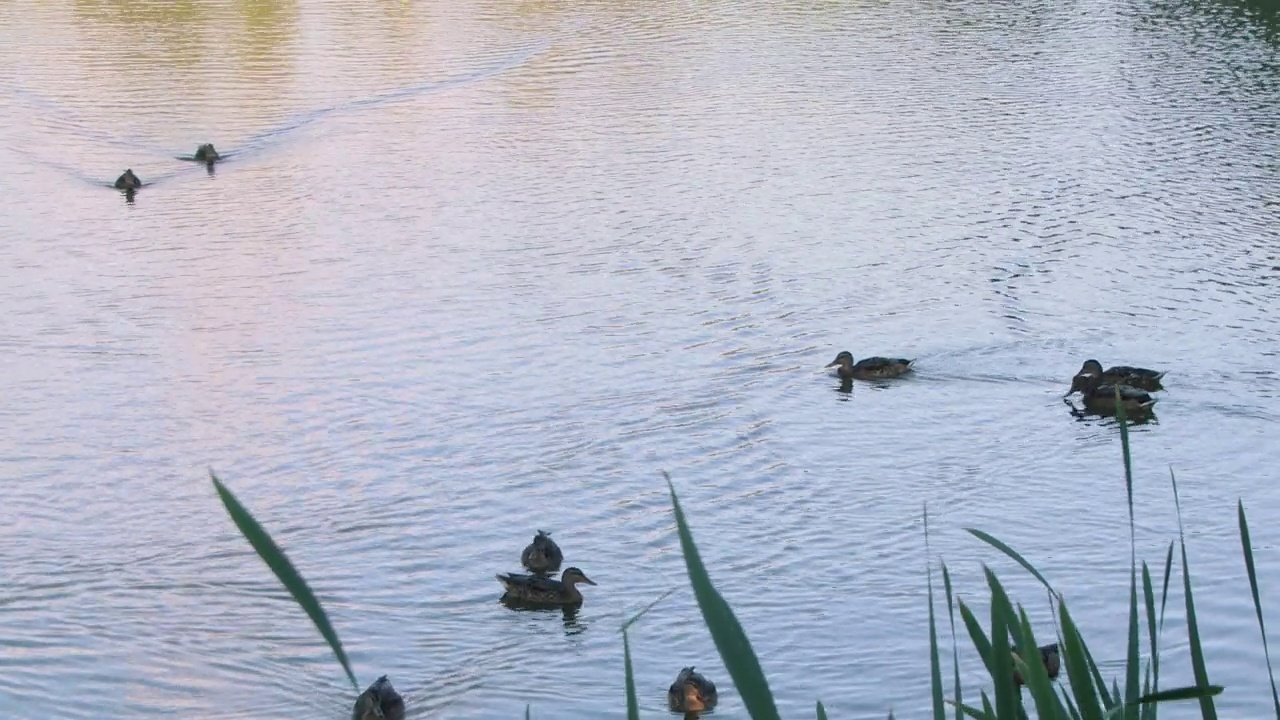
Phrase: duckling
[
  {"left": 1011, "top": 643, "right": 1061, "bottom": 686},
  {"left": 1073, "top": 371, "right": 1157, "bottom": 417},
  {"left": 351, "top": 675, "right": 405, "bottom": 720},
  {"left": 826, "top": 350, "right": 914, "bottom": 380},
  {"left": 114, "top": 169, "right": 141, "bottom": 190},
  {"left": 668, "top": 666, "right": 718, "bottom": 713},
  {"left": 520, "top": 530, "right": 563, "bottom": 574},
  {"left": 193, "top": 143, "right": 220, "bottom": 164},
  {"left": 1067, "top": 359, "right": 1165, "bottom": 394},
  {"left": 496, "top": 566, "right": 596, "bottom": 605}
]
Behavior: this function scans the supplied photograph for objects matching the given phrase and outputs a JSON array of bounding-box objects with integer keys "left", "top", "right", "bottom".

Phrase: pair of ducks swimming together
[
  {"left": 499, "top": 532, "right": 719, "bottom": 714},
  {"left": 826, "top": 351, "right": 1166, "bottom": 418},
  {"left": 495, "top": 530, "right": 598, "bottom": 605},
  {"left": 1064, "top": 359, "right": 1165, "bottom": 416},
  {"left": 350, "top": 667, "right": 718, "bottom": 719},
  {"left": 112, "top": 143, "right": 221, "bottom": 191},
  {"left": 348, "top": 644, "right": 1049, "bottom": 719}
]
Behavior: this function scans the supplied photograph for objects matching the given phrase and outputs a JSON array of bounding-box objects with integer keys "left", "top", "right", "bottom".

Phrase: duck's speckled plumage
[
  {"left": 668, "top": 666, "right": 718, "bottom": 713},
  {"left": 826, "top": 350, "right": 914, "bottom": 380},
  {"left": 520, "top": 530, "right": 563, "bottom": 574},
  {"left": 351, "top": 675, "right": 405, "bottom": 720},
  {"left": 496, "top": 566, "right": 596, "bottom": 605}
]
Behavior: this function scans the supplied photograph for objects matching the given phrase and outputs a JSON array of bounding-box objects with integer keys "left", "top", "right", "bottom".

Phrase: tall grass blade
[
  {"left": 817, "top": 701, "right": 829, "bottom": 720},
  {"left": 1238, "top": 499, "right": 1280, "bottom": 718},
  {"left": 1065, "top": 693, "right": 1084, "bottom": 720},
  {"left": 622, "top": 628, "right": 639, "bottom": 720},
  {"left": 943, "top": 565, "right": 964, "bottom": 720},
  {"left": 925, "top": 505, "right": 946, "bottom": 720},
  {"left": 664, "top": 473, "right": 780, "bottom": 720},
  {"left": 1132, "top": 684, "right": 1224, "bottom": 704},
  {"left": 965, "top": 528, "right": 1056, "bottom": 592},
  {"left": 980, "top": 692, "right": 995, "bottom": 718},
  {"left": 620, "top": 589, "right": 673, "bottom": 720},
  {"left": 1170, "top": 469, "right": 1217, "bottom": 720},
  {"left": 1158, "top": 541, "right": 1174, "bottom": 633},
  {"left": 958, "top": 600, "right": 993, "bottom": 674},
  {"left": 210, "top": 471, "right": 359, "bottom": 692},
  {"left": 1115, "top": 395, "right": 1140, "bottom": 719},
  {"left": 1140, "top": 562, "right": 1159, "bottom": 720},
  {"left": 1014, "top": 608, "right": 1060, "bottom": 720},
  {"left": 526, "top": 704, "right": 531, "bottom": 720},
  {"left": 1059, "top": 602, "right": 1105, "bottom": 720},
  {"left": 945, "top": 699, "right": 990, "bottom": 719},
  {"left": 983, "top": 567, "right": 1019, "bottom": 720}
]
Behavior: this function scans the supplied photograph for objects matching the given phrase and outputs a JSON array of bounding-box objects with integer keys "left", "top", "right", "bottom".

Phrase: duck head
[
  {"left": 825, "top": 351, "right": 855, "bottom": 369},
  {"left": 561, "top": 567, "right": 596, "bottom": 587}
]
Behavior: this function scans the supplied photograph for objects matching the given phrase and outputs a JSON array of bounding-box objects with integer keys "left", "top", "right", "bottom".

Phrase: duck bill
[
  {"left": 581, "top": 576, "right": 597, "bottom": 586},
  {"left": 824, "top": 360, "right": 839, "bottom": 368}
]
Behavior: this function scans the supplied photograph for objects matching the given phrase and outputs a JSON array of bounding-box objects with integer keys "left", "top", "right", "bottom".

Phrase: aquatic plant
[{"left": 211, "top": 387, "right": 1273, "bottom": 718}]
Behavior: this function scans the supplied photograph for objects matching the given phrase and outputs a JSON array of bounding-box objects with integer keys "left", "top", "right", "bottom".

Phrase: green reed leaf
[
  {"left": 210, "top": 471, "right": 359, "bottom": 692},
  {"left": 1140, "top": 562, "right": 1159, "bottom": 720},
  {"left": 620, "top": 589, "right": 672, "bottom": 720},
  {"left": 966, "top": 528, "right": 1056, "bottom": 593},
  {"left": 925, "top": 505, "right": 946, "bottom": 720},
  {"left": 1239, "top": 499, "right": 1280, "bottom": 718},
  {"left": 623, "top": 628, "right": 639, "bottom": 720},
  {"left": 1133, "top": 684, "right": 1224, "bottom": 704},
  {"left": 1170, "top": 469, "right": 1217, "bottom": 720},
  {"left": 942, "top": 564, "right": 964, "bottom": 720},
  {"left": 665, "top": 472, "right": 780, "bottom": 720}
]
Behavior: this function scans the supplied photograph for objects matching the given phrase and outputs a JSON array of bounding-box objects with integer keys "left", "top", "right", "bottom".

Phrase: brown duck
[
  {"left": 496, "top": 566, "right": 596, "bottom": 605},
  {"left": 825, "top": 350, "right": 914, "bottom": 380},
  {"left": 1070, "top": 371, "right": 1157, "bottom": 417},
  {"left": 520, "top": 530, "right": 563, "bottom": 574},
  {"left": 668, "top": 666, "right": 718, "bottom": 713},
  {"left": 1067, "top": 359, "right": 1165, "bottom": 394}
]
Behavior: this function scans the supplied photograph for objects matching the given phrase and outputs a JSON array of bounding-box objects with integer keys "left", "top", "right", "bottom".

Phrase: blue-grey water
[{"left": 1, "top": 0, "right": 1278, "bottom": 717}]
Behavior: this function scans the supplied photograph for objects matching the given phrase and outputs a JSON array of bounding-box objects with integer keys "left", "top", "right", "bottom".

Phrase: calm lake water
[{"left": 1, "top": 0, "right": 1278, "bottom": 717}]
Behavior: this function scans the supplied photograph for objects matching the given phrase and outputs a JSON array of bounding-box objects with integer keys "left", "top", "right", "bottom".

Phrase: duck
[
  {"left": 496, "top": 566, "right": 596, "bottom": 605},
  {"left": 826, "top": 350, "right": 914, "bottom": 380},
  {"left": 520, "top": 530, "right": 563, "bottom": 574},
  {"left": 351, "top": 675, "right": 405, "bottom": 720},
  {"left": 1071, "top": 371, "right": 1157, "bottom": 417},
  {"left": 114, "top": 169, "right": 141, "bottom": 190},
  {"left": 668, "top": 666, "right": 718, "bottom": 713},
  {"left": 193, "top": 143, "right": 220, "bottom": 164},
  {"left": 1067, "top": 359, "right": 1165, "bottom": 394},
  {"left": 1011, "top": 643, "right": 1061, "bottom": 686}
]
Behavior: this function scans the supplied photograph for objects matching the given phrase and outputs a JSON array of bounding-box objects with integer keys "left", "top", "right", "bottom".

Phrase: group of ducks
[
  {"left": 497, "top": 531, "right": 718, "bottom": 714},
  {"left": 349, "top": 531, "right": 717, "bottom": 719},
  {"left": 112, "top": 143, "right": 222, "bottom": 194},
  {"left": 826, "top": 351, "right": 1167, "bottom": 419},
  {"left": 351, "top": 354, "right": 1148, "bottom": 720}
]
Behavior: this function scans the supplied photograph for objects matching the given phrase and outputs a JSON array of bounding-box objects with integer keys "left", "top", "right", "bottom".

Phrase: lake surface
[{"left": 1, "top": 0, "right": 1278, "bottom": 717}]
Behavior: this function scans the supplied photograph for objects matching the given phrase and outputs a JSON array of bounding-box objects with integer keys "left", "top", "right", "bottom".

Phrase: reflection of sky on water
[{"left": 7, "top": 39, "right": 548, "bottom": 190}]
